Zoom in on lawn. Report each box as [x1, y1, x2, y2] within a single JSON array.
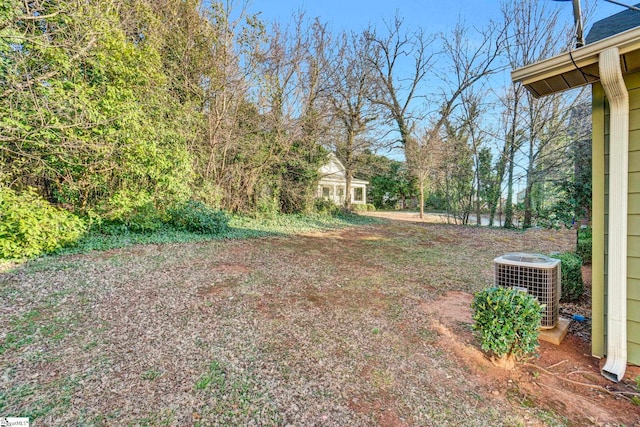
[[1, 219, 636, 426]]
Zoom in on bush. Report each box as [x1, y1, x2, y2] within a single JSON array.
[[124, 203, 166, 233], [167, 200, 230, 234], [550, 252, 584, 302], [471, 287, 542, 369], [577, 226, 592, 264], [352, 203, 367, 212], [366, 203, 376, 212], [0, 187, 86, 259], [314, 199, 339, 215]]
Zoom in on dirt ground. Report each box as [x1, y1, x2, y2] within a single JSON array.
[[425, 287, 640, 427], [369, 211, 640, 426], [2, 216, 639, 426]]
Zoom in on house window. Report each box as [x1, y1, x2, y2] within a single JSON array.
[[338, 187, 345, 198], [353, 187, 364, 202], [322, 186, 331, 199]]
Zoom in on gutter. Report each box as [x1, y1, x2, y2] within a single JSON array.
[[599, 47, 628, 383], [511, 26, 640, 93]]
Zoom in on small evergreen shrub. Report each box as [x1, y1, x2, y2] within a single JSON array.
[[576, 226, 592, 264], [366, 203, 376, 212], [471, 287, 542, 369], [352, 203, 367, 212], [0, 187, 86, 259], [550, 252, 584, 302], [168, 200, 230, 234]]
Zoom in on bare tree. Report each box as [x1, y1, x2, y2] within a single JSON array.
[[500, 0, 574, 228], [326, 31, 379, 209], [404, 19, 507, 218], [459, 91, 487, 225], [364, 14, 436, 153]]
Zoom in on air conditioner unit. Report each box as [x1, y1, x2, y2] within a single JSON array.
[[493, 253, 561, 329]]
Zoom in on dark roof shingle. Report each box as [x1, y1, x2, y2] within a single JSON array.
[[586, 4, 640, 44]]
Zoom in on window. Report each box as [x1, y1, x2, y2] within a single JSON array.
[[322, 186, 331, 198], [353, 187, 364, 202]]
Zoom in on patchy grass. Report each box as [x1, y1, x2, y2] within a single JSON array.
[[48, 213, 383, 257], [0, 220, 588, 425]]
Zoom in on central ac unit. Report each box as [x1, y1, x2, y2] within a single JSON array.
[[493, 253, 561, 329]]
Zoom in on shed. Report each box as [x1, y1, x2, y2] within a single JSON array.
[[512, 6, 640, 382]]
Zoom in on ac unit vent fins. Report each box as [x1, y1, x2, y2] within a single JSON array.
[[493, 253, 561, 329]]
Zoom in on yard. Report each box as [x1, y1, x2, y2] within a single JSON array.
[[1, 219, 639, 426]]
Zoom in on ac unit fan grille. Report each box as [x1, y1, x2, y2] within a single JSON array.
[[494, 257, 560, 329]]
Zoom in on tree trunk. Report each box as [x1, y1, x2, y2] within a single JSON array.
[[504, 88, 519, 229], [504, 142, 515, 229], [523, 179, 533, 228], [522, 123, 536, 228], [475, 168, 481, 226], [419, 179, 424, 219], [343, 135, 354, 211], [491, 354, 516, 370]]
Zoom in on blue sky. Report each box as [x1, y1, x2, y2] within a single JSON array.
[[244, 0, 632, 106], [243, 0, 632, 164], [247, 0, 628, 36]]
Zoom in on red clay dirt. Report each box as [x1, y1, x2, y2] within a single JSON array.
[[422, 283, 640, 426]]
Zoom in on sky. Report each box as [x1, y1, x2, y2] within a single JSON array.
[[242, 0, 635, 168], [243, 0, 633, 115], [246, 0, 629, 38]]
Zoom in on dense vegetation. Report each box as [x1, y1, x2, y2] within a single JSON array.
[[1, 0, 329, 220], [1, 1, 593, 258]]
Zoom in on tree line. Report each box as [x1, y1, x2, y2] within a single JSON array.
[[1, 0, 591, 228]]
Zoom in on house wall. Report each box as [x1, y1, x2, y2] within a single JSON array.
[[592, 71, 640, 365], [317, 181, 367, 205]]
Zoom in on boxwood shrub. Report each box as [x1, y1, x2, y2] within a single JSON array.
[[471, 286, 542, 368], [550, 252, 584, 302]]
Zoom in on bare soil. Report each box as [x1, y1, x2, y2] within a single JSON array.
[[1, 217, 639, 426]]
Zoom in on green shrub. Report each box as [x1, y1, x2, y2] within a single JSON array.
[[90, 203, 166, 235], [352, 203, 367, 212], [550, 252, 584, 302], [124, 203, 166, 233], [366, 203, 376, 212], [0, 187, 86, 259], [471, 287, 542, 369], [168, 200, 230, 234], [576, 226, 592, 264], [314, 199, 339, 215]]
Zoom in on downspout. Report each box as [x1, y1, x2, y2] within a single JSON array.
[[599, 47, 628, 382]]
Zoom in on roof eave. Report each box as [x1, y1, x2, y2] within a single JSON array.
[[511, 26, 640, 97]]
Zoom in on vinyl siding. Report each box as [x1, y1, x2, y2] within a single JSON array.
[[592, 81, 606, 359], [629, 75, 640, 365], [596, 69, 640, 366]]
